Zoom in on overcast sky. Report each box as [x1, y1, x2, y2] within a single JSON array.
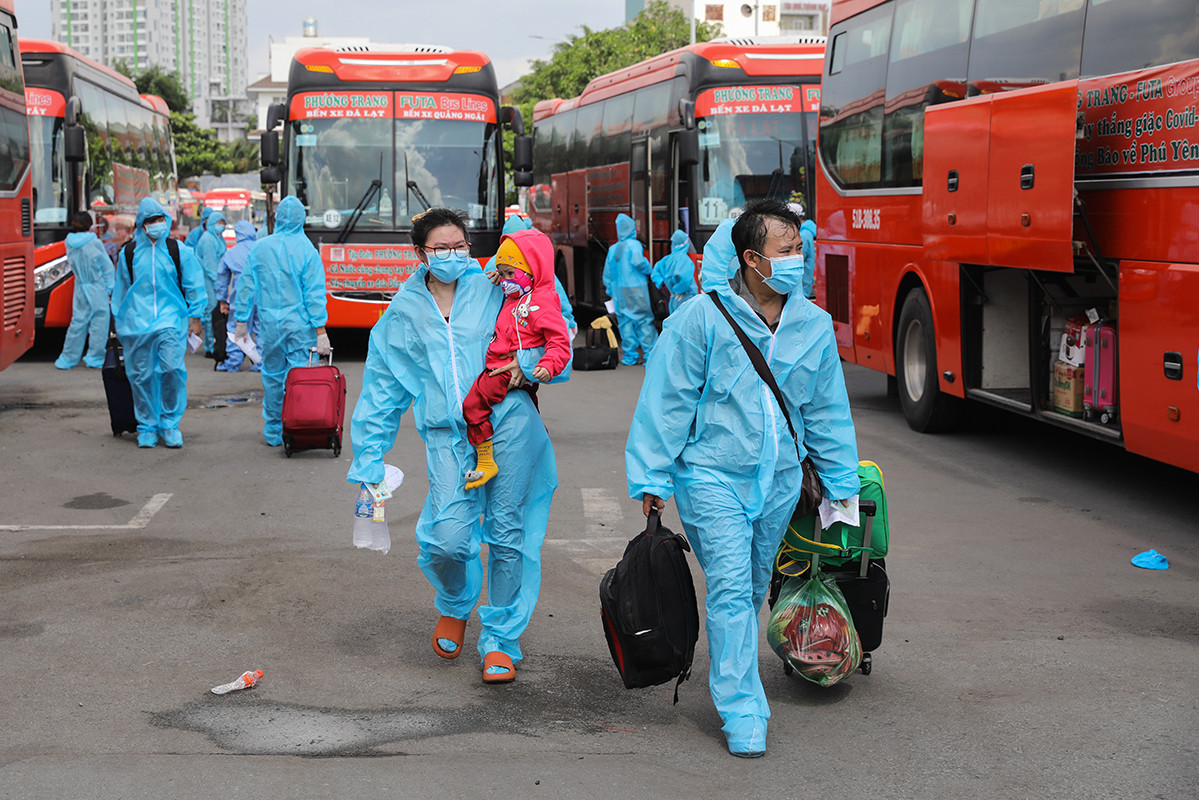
[[20, 1, 627, 88]]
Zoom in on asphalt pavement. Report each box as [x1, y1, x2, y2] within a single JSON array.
[[0, 330, 1195, 799]]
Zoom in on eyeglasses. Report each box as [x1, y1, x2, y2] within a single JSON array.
[[421, 244, 470, 261]]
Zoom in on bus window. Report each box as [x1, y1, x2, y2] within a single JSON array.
[[291, 116, 391, 228], [1081, 0, 1199, 77], [550, 109, 574, 177], [883, 0, 973, 187], [576, 102, 603, 168], [820, 2, 893, 190], [967, 0, 1085, 94], [601, 93, 634, 166], [394, 118, 499, 227]]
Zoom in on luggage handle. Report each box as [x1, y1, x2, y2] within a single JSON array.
[[308, 347, 334, 367], [796, 499, 877, 578]]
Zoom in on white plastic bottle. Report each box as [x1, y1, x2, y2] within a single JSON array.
[[353, 484, 373, 548], [369, 494, 391, 554]]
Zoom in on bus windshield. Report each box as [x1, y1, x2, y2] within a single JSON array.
[[696, 109, 814, 226], [288, 117, 499, 230], [28, 114, 66, 223]]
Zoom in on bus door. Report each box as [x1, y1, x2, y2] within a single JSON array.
[[630, 136, 652, 259]]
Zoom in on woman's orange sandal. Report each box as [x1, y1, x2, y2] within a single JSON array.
[[432, 616, 467, 659], [482, 651, 515, 683]]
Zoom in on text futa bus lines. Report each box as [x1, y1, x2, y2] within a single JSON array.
[[816, 0, 1199, 473], [530, 37, 824, 320], [21, 39, 177, 329], [0, 0, 34, 372], [259, 44, 533, 328]]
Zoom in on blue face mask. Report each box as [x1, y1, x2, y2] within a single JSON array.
[[426, 250, 474, 283], [145, 221, 170, 241], [753, 252, 804, 295]]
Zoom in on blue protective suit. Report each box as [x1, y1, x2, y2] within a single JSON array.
[[233, 196, 327, 445], [488, 215, 576, 334], [110, 198, 206, 440], [602, 213, 657, 364], [55, 231, 115, 369], [800, 219, 816, 299], [184, 206, 212, 249], [625, 218, 859, 754], [347, 263, 558, 664], [194, 211, 227, 352], [215, 220, 259, 372], [650, 229, 697, 315]]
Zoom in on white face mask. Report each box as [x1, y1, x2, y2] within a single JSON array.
[[751, 251, 804, 295]]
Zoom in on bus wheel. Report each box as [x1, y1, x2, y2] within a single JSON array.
[[895, 288, 961, 433]]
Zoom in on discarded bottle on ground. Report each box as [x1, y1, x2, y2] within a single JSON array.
[[211, 669, 263, 695]]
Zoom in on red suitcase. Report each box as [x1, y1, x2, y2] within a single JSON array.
[[1083, 320, 1118, 424], [282, 348, 347, 457]]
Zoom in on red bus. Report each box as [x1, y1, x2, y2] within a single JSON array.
[[191, 187, 267, 244], [530, 37, 825, 318], [259, 44, 532, 328], [816, 0, 1199, 472], [0, 0, 33, 371], [21, 39, 177, 329]]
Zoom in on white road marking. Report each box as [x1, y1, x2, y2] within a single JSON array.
[[546, 488, 627, 575], [0, 493, 173, 532]]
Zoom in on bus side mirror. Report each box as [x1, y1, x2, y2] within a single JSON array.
[[266, 102, 286, 131], [501, 105, 526, 136], [678, 98, 696, 130], [513, 170, 534, 188], [261, 130, 279, 167], [64, 125, 86, 163], [513, 134, 532, 174], [260, 166, 280, 186], [677, 128, 699, 168]]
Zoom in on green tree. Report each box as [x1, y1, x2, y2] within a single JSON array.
[[503, 1, 720, 202], [170, 111, 230, 178]]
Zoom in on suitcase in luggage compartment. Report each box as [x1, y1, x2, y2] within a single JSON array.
[[101, 332, 138, 437], [1083, 320, 1118, 424], [281, 348, 346, 457]]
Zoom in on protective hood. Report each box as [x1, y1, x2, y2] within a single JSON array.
[[65, 231, 99, 248], [134, 197, 172, 244], [206, 211, 227, 232], [669, 228, 690, 253], [502, 215, 532, 234], [802, 219, 816, 236], [499, 228, 554, 291], [699, 218, 738, 291], [274, 196, 306, 235], [616, 213, 637, 241], [233, 220, 258, 243], [200, 206, 213, 223]]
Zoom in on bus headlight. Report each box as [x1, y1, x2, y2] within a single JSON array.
[[33, 255, 72, 291]]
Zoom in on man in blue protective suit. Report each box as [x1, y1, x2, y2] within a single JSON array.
[[650, 228, 699, 315], [184, 206, 212, 250], [54, 212, 115, 369], [602, 213, 657, 365], [233, 196, 329, 446], [194, 210, 227, 355], [625, 200, 860, 758], [110, 198, 206, 448], [347, 206, 558, 684], [488, 214, 577, 339], [800, 217, 817, 299], [215, 220, 259, 372]]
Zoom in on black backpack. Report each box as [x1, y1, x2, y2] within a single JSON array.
[[122, 237, 183, 292], [599, 510, 700, 703]]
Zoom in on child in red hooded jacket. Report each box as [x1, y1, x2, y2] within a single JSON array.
[[463, 228, 572, 489]]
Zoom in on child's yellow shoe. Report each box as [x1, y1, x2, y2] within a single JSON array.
[[465, 440, 499, 490]]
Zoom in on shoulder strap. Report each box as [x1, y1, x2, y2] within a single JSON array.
[[122, 241, 134, 284], [166, 238, 183, 293], [708, 292, 798, 444]]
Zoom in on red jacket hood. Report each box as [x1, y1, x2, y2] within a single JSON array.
[[499, 228, 555, 291]]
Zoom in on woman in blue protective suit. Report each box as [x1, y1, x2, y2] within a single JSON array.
[[232, 196, 329, 446], [650, 228, 699, 315], [194, 210, 227, 355], [54, 211, 115, 370], [110, 198, 206, 448], [624, 201, 860, 758], [602, 213, 658, 365], [215, 220, 259, 372], [347, 207, 558, 685]]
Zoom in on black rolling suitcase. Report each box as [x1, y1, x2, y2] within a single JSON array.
[[101, 332, 138, 436], [211, 305, 228, 363]]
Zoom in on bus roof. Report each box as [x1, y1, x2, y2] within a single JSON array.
[[291, 44, 493, 84], [19, 38, 138, 91], [536, 36, 826, 118], [139, 94, 170, 115], [829, 0, 886, 25]]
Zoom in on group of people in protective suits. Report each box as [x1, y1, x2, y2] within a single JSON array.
[[347, 201, 854, 760], [57, 194, 330, 449]]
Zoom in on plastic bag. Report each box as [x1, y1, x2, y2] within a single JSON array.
[[767, 571, 861, 687]]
